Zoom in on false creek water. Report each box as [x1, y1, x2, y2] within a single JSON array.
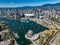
[[0, 17, 49, 45]]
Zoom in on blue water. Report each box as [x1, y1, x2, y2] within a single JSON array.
[[0, 17, 49, 45]]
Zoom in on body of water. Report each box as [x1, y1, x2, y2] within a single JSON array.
[[0, 17, 49, 45]]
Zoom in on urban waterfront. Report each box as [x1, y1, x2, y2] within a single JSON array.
[[0, 17, 49, 45]]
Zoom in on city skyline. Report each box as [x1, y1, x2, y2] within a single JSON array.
[[0, 0, 60, 7]]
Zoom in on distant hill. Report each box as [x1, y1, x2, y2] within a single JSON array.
[[39, 3, 60, 10], [0, 3, 60, 10], [14, 3, 60, 10]]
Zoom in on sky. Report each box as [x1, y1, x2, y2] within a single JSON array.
[[0, 0, 60, 7]]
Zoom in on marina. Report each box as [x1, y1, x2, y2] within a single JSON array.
[[13, 32, 20, 39]]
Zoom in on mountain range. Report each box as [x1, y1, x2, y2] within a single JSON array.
[[0, 3, 60, 10], [15, 3, 60, 11]]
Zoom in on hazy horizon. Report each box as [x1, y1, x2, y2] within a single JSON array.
[[0, 0, 60, 7]]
